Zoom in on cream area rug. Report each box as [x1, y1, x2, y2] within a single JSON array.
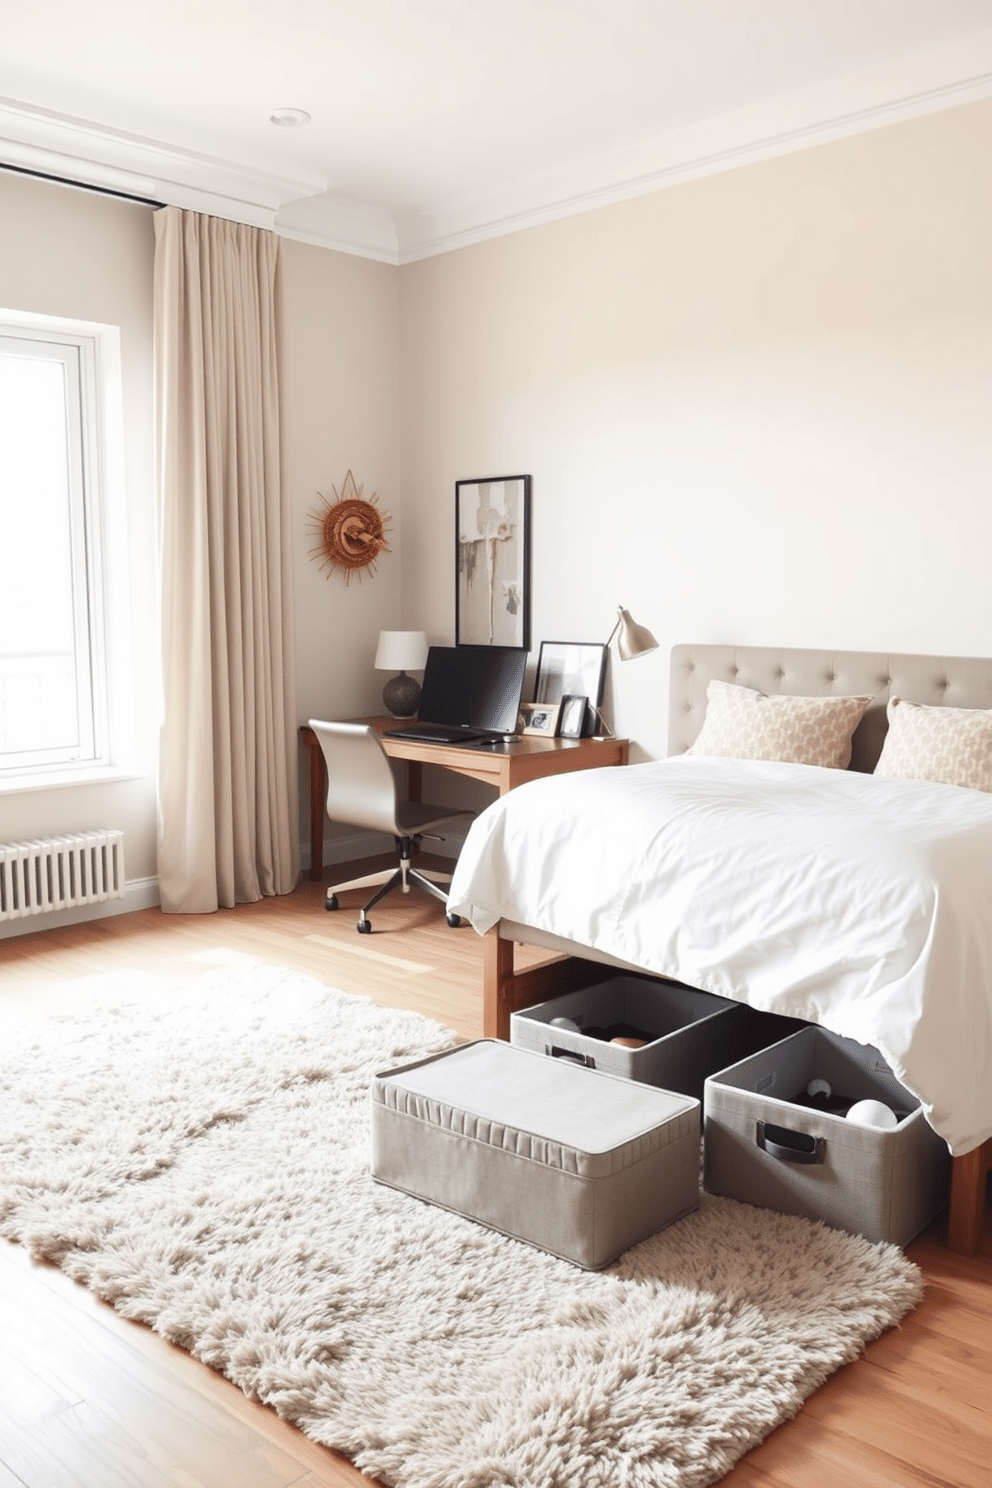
[[1, 964, 923, 1488]]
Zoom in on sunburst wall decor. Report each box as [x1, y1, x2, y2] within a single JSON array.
[[307, 471, 391, 583]]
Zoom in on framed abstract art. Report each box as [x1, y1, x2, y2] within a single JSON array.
[[455, 475, 531, 648]]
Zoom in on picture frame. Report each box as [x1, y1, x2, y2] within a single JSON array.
[[558, 694, 588, 739], [533, 641, 607, 737], [519, 701, 561, 738], [455, 474, 531, 648]]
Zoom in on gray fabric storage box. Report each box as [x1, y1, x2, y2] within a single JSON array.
[[510, 974, 747, 1106], [703, 1026, 952, 1245], [371, 1039, 700, 1270]]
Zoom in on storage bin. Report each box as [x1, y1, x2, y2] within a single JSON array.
[[371, 1039, 700, 1270], [510, 974, 748, 1105], [703, 1025, 951, 1245]]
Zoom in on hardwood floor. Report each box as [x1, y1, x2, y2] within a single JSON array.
[[1, 878, 989, 1488]]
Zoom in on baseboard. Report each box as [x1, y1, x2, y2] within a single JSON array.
[[301, 829, 388, 874], [0, 820, 473, 939], [300, 820, 472, 874], [0, 875, 160, 940]]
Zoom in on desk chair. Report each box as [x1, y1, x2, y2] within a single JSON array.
[[308, 719, 469, 934]]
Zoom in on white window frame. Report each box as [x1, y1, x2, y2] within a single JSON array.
[[0, 308, 131, 786]]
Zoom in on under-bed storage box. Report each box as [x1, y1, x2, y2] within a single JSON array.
[[703, 1027, 952, 1245], [371, 1039, 700, 1270], [509, 974, 748, 1103]]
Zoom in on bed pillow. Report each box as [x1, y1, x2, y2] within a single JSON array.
[[687, 680, 873, 769], [874, 697, 992, 792]]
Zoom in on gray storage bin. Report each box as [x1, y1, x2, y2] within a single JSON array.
[[371, 1040, 700, 1270], [510, 974, 748, 1106], [703, 1026, 951, 1245]]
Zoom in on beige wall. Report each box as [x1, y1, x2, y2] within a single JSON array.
[[0, 171, 161, 906], [280, 237, 402, 857], [0, 179, 404, 915], [399, 99, 992, 762], [3, 95, 990, 919]]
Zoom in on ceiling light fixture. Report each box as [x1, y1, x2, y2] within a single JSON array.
[[269, 108, 311, 128]]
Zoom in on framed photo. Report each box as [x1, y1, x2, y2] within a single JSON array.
[[533, 642, 607, 735], [558, 695, 588, 739], [519, 701, 561, 738], [455, 474, 531, 648]]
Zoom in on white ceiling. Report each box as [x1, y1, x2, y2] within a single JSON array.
[[2, 0, 991, 262]]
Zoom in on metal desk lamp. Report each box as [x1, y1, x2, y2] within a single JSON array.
[[592, 607, 658, 736]]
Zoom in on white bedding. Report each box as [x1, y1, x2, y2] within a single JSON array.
[[447, 758, 992, 1156]]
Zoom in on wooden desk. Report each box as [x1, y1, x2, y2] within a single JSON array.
[[300, 717, 629, 881]]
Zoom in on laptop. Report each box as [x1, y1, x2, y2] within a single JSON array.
[[384, 645, 527, 745]]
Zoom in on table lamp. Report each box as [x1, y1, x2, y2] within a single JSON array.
[[375, 630, 428, 717]]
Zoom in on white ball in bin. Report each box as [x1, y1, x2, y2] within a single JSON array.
[[549, 1016, 580, 1033], [846, 1099, 898, 1129]]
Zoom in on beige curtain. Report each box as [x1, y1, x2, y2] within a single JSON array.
[[154, 207, 299, 913]]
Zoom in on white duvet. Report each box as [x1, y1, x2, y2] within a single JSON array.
[[447, 758, 992, 1155]]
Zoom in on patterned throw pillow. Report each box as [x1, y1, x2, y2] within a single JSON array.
[[874, 697, 992, 793], [687, 680, 873, 769]]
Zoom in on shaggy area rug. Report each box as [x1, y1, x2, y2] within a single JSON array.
[[1, 964, 922, 1488]]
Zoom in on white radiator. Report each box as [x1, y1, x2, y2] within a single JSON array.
[[0, 830, 125, 922]]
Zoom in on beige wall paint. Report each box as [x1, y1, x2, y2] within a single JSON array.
[[280, 237, 402, 859], [2, 95, 990, 913], [0, 171, 160, 902], [282, 237, 401, 726], [399, 99, 992, 762], [0, 182, 404, 911]]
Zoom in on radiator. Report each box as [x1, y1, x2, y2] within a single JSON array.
[[0, 830, 125, 922]]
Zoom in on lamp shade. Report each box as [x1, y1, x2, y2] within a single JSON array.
[[374, 630, 428, 672], [609, 607, 658, 661]]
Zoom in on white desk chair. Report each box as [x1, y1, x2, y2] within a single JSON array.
[[308, 719, 469, 934]]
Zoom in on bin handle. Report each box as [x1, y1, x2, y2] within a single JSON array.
[[756, 1120, 826, 1165], [546, 1044, 595, 1068]]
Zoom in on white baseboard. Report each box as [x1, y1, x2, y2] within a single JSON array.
[[0, 875, 160, 940], [0, 822, 473, 940]]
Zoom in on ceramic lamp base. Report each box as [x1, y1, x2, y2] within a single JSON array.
[[382, 670, 421, 718]]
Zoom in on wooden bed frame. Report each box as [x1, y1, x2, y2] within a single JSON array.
[[481, 643, 992, 1256]]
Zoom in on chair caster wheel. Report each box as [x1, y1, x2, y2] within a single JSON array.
[[446, 912, 462, 928], [326, 894, 339, 911], [357, 919, 372, 934]]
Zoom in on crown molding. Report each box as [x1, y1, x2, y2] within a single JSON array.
[[0, 95, 325, 228], [393, 30, 992, 263], [275, 193, 400, 264], [2, 28, 991, 262]]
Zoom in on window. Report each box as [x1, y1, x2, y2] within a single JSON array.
[[0, 311, 124, 780]]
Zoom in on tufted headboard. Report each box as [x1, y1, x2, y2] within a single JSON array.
[[668, 644, 992, 773]]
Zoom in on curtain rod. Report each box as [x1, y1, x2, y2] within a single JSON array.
[[0, 159, 164, 209]]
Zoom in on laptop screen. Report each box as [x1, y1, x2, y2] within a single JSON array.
[[418, 646, 527, 733]]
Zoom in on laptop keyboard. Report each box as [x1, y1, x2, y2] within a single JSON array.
[[383, 724, 485, 744]]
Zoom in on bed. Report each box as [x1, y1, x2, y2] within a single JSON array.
[[446, 644, 992, 1255]]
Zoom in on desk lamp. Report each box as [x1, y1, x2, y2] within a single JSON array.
[[607, 606, 658, 661], [593, 606, 658, 735], [375, 630, 428, 717]]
